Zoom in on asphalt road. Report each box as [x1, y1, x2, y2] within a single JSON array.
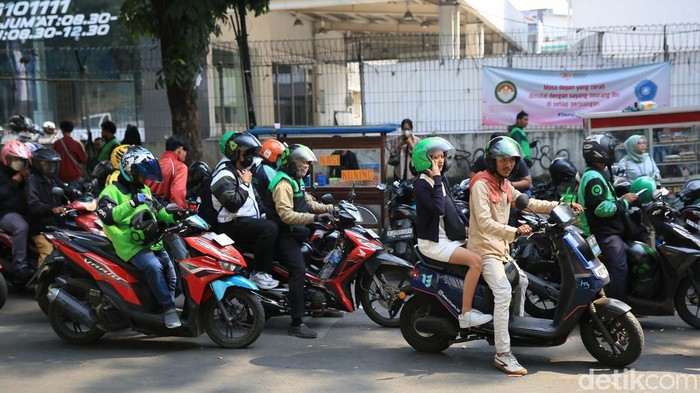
[[1, 292, 699, 393]]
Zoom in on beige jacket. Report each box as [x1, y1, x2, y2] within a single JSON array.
[[271, 179, 334, 226], [467, 180, 558, 261]]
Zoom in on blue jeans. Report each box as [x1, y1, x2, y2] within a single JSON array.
[[129, 248, 177, 309]]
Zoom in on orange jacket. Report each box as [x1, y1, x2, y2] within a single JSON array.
[[147, 151, 188, 208]]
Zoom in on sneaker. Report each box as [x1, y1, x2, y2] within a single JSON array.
[[288, 323, 318, 339], [164, 307, 182, 329], [250, 272, 279, 290], [458, 309, 493, 329], [494, 352, 528, 376]]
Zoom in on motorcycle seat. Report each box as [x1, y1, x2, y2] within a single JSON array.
[[414, 247, 468, 277], [65, 231, 141, 273]]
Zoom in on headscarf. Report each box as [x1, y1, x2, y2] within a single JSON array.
[[624, 135, 648, 163], [470, 170, 512, 204]]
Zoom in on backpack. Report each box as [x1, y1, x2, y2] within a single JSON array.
[[196, 161, 227, 228]]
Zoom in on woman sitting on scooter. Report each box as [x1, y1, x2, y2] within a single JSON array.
[[412, 137, 493, 329]]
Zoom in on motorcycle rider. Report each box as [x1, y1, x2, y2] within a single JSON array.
[[96, 146, 181, 328], [253, 138, 287, 200], [578, 134, 638, 301], [26, 148, 78, 268], [147, 135, 190, 209], [412, 137, 493, 328], [211, 131, 279, 290], [468, 136, 582, 375], [106, 144, 131, 186], [0, 140, 34, 280], [264, 144, 334, 339]]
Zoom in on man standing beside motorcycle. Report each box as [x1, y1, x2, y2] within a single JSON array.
[[96, 146, 181, 328], [578, 134, 638, 301], [264, 144, 334, 339], [468, 136, 582, 376], [210, 131, 280, 290], [0, 141, 34, 281]]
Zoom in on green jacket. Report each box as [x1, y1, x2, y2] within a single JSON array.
[[577, 167, 628, 237], [97, 177, 174, 262], [97, 136, 120, 162], [509, 126, 531, 161]]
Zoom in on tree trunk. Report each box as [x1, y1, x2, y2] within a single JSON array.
[[235, 2, 256, 130], [167, 83, 201, 162]]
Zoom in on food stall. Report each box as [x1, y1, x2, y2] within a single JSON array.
[[248, 124, 400, 230], [578, 106, 700, 190]]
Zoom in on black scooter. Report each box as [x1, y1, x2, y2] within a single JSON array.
[[400, 196, 644, 367]]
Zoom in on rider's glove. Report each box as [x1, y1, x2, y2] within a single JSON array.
[[314, 212, 334, 223], [129, 193, 151, 208]]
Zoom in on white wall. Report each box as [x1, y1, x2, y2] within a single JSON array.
[[571, 0, 700, 27]]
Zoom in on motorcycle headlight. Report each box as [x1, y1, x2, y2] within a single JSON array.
[[218, 261, 238, 272]]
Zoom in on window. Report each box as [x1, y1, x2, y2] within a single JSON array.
[[273, 63, 313, 125]]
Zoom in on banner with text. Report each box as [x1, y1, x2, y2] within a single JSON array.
[[482, 63, 671, 126]]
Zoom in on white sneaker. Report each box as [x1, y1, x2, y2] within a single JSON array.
[[458, 309, 493, 328], [494, 352, 528, 376], [250, 272, 279, 290]]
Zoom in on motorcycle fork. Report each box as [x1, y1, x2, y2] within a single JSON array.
[[588, 302, 625, 354]]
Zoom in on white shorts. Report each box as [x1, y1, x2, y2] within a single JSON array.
[[417, 236, 465, 262]]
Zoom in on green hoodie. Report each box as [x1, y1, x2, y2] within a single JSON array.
[[97, 179, 174, 262]]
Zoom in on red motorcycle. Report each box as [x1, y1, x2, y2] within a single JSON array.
[[247, 192, 413, 328], [40, 206, 265, 348]]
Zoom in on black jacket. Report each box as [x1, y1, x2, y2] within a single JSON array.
[[0, 165, 28, 218], [26, 174, 69, 234], [414, 175, 467, 243]]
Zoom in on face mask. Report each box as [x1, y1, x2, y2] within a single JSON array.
[[10, 159, 26, 171]]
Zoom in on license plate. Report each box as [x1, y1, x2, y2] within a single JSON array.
[[587, 235, 601, 257], [386, 228, 414, 240]]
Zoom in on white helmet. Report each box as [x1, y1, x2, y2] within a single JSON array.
[[42, 121, 56, 134]]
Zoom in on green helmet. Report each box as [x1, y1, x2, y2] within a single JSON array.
[[412, 137, 455, 172], [219, 131, 237, 154], [629, 176, 657, 204]]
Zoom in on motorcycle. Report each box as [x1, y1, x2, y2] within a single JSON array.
[[0, 264, 7, 310], [383, 180, 417, 264], [248, 188, 413, 328], [40, 204, 265, 348], [675, 178, 700, 233], [400, 196, 644, 367]]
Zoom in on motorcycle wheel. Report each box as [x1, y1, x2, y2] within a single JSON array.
[[580, 312, 644, 367], [202, 287, 265, 348], [48, 290, 104, 345], [399, 295, 451, 353], [524, 262, 559, 319], [0, 272, 7, 309], [674, 277, 700, 329], [359, 266, 411, 328]]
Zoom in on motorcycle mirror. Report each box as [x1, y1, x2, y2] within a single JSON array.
[[515, 194, 530, 211], [165, 203, 180, 215], [51, 186, 65, 198], [320, 194, 334, 204]]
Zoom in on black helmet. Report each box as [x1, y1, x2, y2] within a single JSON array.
[[582, 134, 619, 166], [32, 147, 61, 178], [187, 161, 212, 191], [7, 115, 29, 132], [549, 157, 578, 185], [223, 132, 261, 167], [91, 160, 113, 186], [130, 209, 159, 245], [484, 136, 523, 175]]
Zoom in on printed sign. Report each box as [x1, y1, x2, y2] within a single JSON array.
[[482, 63, 671, 126], [341, 169, 374, 181], [319, 155, 340, 166], [0, 1, 118, 41]]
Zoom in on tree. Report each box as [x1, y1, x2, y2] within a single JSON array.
[[120, 0, 269, 161]]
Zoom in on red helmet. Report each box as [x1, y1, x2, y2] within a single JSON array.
[[258, 139, 287, 167], [2, 140, 32, 169]]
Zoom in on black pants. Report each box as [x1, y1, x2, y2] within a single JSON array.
[[597, 234, 628, 301], [276, 232, 306, 320], [216, 217, 279, 272]]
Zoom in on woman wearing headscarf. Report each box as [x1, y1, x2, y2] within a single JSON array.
[[617, 135, 660, 182]]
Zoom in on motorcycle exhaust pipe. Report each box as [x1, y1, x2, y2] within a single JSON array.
[[47, 287, 97, 328], [414, 316, 458, 337]]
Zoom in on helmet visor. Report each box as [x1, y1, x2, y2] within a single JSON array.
[[424, 139, 455, 159], [489, 137, 523, 159], [132, 158, 163, 183]]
